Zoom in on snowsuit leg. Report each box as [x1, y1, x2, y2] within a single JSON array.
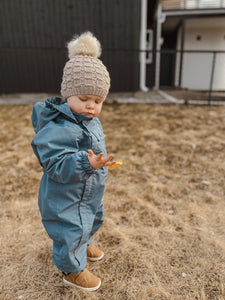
[[87, 201, 105, 246], [91, 201, 105, 236], [49, 221, 87, 274], [51, 202, 104, 274]]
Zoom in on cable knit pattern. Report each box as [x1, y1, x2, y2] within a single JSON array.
[[61, 53, 110, 99]]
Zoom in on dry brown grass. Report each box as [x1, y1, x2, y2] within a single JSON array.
[[1, 103, 225, 300]]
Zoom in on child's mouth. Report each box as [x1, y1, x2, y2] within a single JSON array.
[[84, 112, 94, 116]]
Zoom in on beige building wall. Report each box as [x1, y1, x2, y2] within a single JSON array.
[[175, 17, 225, 90]]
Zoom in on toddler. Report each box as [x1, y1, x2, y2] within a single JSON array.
[[31, 32, 115, 291]]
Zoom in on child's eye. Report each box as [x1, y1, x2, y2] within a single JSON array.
[[79, 98, 87, 102], [96, 99, 103, 104]]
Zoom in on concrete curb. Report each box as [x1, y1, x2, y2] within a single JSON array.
[[0, 91, 224, 106]]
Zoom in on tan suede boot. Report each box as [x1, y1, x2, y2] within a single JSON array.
[[87, 244, 104, 262], [63, 268, 101, 291]]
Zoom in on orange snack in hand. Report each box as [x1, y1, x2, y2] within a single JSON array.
[[108, 160, 123, 170]]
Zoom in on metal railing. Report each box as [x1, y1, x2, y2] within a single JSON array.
[[105, 48, 225, 105], [161, 0, 225, 10], [158, 49, 225, 105]]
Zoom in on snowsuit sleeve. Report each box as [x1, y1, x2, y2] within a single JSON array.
[[31, 124, 96, 184]]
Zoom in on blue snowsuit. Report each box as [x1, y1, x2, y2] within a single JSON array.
[[31, 97, 108, 273]]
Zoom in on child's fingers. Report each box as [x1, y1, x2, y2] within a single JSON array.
[[103, 154, 114, 163], [105, 161, 116, 167], [108, 154, 114, 161], [88, 149, 94, 157], [96, 152, 103, 161]]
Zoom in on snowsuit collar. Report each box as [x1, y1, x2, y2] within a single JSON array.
[[45, 97, 77, 122], [32, 97, 93, 133], [72, 111, 93, 123]]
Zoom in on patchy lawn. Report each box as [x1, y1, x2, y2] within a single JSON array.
[[1, 103, 225, 300]]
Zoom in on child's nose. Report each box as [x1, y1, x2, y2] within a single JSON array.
[[86, 101, 94, 109]]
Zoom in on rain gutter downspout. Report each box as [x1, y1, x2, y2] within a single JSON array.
[[154, 3, 165, 90], [139, 0, 148, 92]]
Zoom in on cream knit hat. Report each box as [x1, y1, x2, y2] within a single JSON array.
[[61, 32, 110, 100]]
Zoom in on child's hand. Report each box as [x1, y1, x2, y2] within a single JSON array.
[[88, 149, 116, 169]]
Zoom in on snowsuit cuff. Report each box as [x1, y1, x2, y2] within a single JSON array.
[[82, 152, 96, 176]]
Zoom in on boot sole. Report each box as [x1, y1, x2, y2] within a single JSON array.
[[63, 277, 101, 292], [87, 253, 104, 262]]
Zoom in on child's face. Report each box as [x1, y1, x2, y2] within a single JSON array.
[[67, 94, 104, 117]]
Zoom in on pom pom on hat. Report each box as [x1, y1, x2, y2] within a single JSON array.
[[68, 31, 102, 59]]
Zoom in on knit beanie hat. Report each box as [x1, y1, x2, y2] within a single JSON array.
[[61, 32, 110, 100]]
